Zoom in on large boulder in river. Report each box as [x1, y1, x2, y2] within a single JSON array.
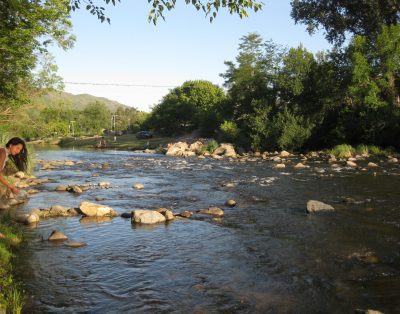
[[306, 200, 334, 213], [132, 210, 166, 224], [213, 143, 236, 158], [189, 141, 204, 155], [165, 142, 189, 157], [156, 208, 174, 221], [49, 205, 68, 217], [79, 201, 116, 217]]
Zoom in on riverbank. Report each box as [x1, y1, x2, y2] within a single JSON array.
[[0, 215, 23, 313], [30, 134, 398, 160], [32, 134, 175, 151]]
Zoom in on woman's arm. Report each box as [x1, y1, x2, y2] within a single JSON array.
[[0, 149, 19, 195]]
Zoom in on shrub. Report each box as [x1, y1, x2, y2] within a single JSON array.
[[330, 144, 355, 158], [219, 120, 239, 142], [355, 144, 369, 155], [266, 108, 313, 151], [204, 139, 219, 153], [368, 145, 383, 155]]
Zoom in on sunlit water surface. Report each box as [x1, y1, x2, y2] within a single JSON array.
[[10, 148, 400, 313]]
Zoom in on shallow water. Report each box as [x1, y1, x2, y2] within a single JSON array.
[[11, 148, 400, 313]]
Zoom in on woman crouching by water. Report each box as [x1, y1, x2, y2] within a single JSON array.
[[0, 137, 28, 195]]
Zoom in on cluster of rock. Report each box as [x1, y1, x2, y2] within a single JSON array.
[[0, 171, 48, 209], [163, 141, 400, 171], [19, 196, 236, 226], [55, 181, 113, 194], [165, 141, 237, 159], [121, 205, 227, 224], [36, 159, 81, 170], [19, 201, 119, 225]]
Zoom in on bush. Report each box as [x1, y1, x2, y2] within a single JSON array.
[[267, 108, 313, 151], [355, 144, 369, 155], [368, 145, 383, 155], [219, 120, 239, 142], [203, 139, 219, 154], [330, 144, 355, 158]]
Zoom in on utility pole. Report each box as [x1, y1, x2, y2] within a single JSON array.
[[70, 121, 75, 138], [111, 114, 118, 141], [111, 114, 118, 132]]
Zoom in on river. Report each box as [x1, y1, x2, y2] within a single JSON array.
[[11, 148, 400, 313]]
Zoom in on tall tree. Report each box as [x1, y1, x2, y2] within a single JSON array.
[[291, 0, 400, 45], [145, 80, 226, 136], [80, 101, 110, 134], [0, 0, 74, 115]]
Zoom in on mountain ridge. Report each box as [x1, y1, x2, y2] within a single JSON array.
[[37, 91, 136, 112]]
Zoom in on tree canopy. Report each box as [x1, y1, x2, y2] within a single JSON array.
[[70, 0, 263, 24], [144, 80, 226, 136], [291, 0, 400, 45], [0, 0, 74, 115]]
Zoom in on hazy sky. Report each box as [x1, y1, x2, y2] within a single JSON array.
[[50, 0, 332, 112]]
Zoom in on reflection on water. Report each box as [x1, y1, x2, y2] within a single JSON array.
[[11, 148, 400, 313]]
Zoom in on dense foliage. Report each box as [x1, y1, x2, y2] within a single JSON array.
[[143, 80, 227, 136], [3, 99, 146, 140], [0, 0, 74, 113], [291, 0, 400, 45], [1, 0, 399, 153], [146, 26, 399, 151]]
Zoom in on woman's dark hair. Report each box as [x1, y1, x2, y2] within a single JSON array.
[[6, 137, 28, 172]]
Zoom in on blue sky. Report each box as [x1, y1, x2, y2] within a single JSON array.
[[51, 0, 332, 112]]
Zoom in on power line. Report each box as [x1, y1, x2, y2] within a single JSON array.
[[63, 81, 177, 88]]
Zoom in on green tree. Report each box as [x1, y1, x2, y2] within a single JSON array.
[[145, 80, 226, 136], [222, 33, 284, 122], [278, 45, 316, 103], [80, 101, 110, 134], [347, 35, 385, 109], [291, 0, 400, 45], [114, 106, 148, 133], [221, 33, 285, 149], [0, 0, 74, 108]]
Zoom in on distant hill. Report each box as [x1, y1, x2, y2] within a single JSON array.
[[36, 91, 133, 112]]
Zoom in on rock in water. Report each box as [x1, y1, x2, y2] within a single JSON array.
[[131, 210, 166, 224], [79, 201, 115, 217], [132, 183, 144, 190], [48, 230, 68, 241], [225, 199, 236, 207], [306, 200, 334, 213], [64, 242, 86, 248], [198, 207, 224, 217]]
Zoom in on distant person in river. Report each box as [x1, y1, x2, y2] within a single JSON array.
[[0, 137, 28, 195]]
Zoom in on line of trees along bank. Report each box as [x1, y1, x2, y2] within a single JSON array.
[[1, 100, 147, 140], [144, 27, 400, 152]]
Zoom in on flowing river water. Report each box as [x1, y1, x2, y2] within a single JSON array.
[[9, 148, 400, 313]]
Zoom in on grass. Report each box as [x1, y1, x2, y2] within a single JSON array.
[[0, 215, 24, 313], [199, 139, 219, 154], [57, 134, 175, 151], [329, 144, 355, 158], [355, 144, 369, 156], [330, 144, 393, 158]]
